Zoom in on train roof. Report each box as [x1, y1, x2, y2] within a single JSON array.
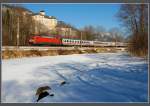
[[62, 38, 81, 41], [31, 34, 62, 37]]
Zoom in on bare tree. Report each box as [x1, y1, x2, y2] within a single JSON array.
[[109, 27, 125, 42], [94, 26, 106, 41], [82, 25, 96, 40], [117, 4, 148, 56]]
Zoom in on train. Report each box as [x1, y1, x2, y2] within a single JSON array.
[[28, 34, 126, 47]]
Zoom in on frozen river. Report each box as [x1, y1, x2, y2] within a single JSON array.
[[2, 53, 148, 103]]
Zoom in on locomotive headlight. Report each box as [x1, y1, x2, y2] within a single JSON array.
[[29, 39, 35, 43]]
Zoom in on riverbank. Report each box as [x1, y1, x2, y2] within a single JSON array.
[[2, 47, 126, 59]]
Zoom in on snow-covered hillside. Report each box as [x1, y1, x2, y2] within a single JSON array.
[[2, 53, 148, 103]]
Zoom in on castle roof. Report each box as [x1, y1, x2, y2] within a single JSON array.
[[32, 13, 56, 19]]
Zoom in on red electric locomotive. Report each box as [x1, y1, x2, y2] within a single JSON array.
[[29, 34, 62, 46]]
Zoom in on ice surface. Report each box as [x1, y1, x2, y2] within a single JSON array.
[[2, 53, 148, 103]]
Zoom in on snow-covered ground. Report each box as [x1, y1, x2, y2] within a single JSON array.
[[2, 53, 148, 103]]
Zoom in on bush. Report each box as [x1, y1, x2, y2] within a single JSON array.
[[128, 32, 148, 57]]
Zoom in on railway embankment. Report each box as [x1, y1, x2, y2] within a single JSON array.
[[2, 47, 126, 59]]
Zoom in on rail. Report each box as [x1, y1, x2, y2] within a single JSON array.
[[2, 46, 93, 51], [2, 46, 127, 51]]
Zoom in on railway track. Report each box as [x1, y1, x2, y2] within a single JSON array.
[[2, 46, 93, 51], [2, 46, 127, 51]]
